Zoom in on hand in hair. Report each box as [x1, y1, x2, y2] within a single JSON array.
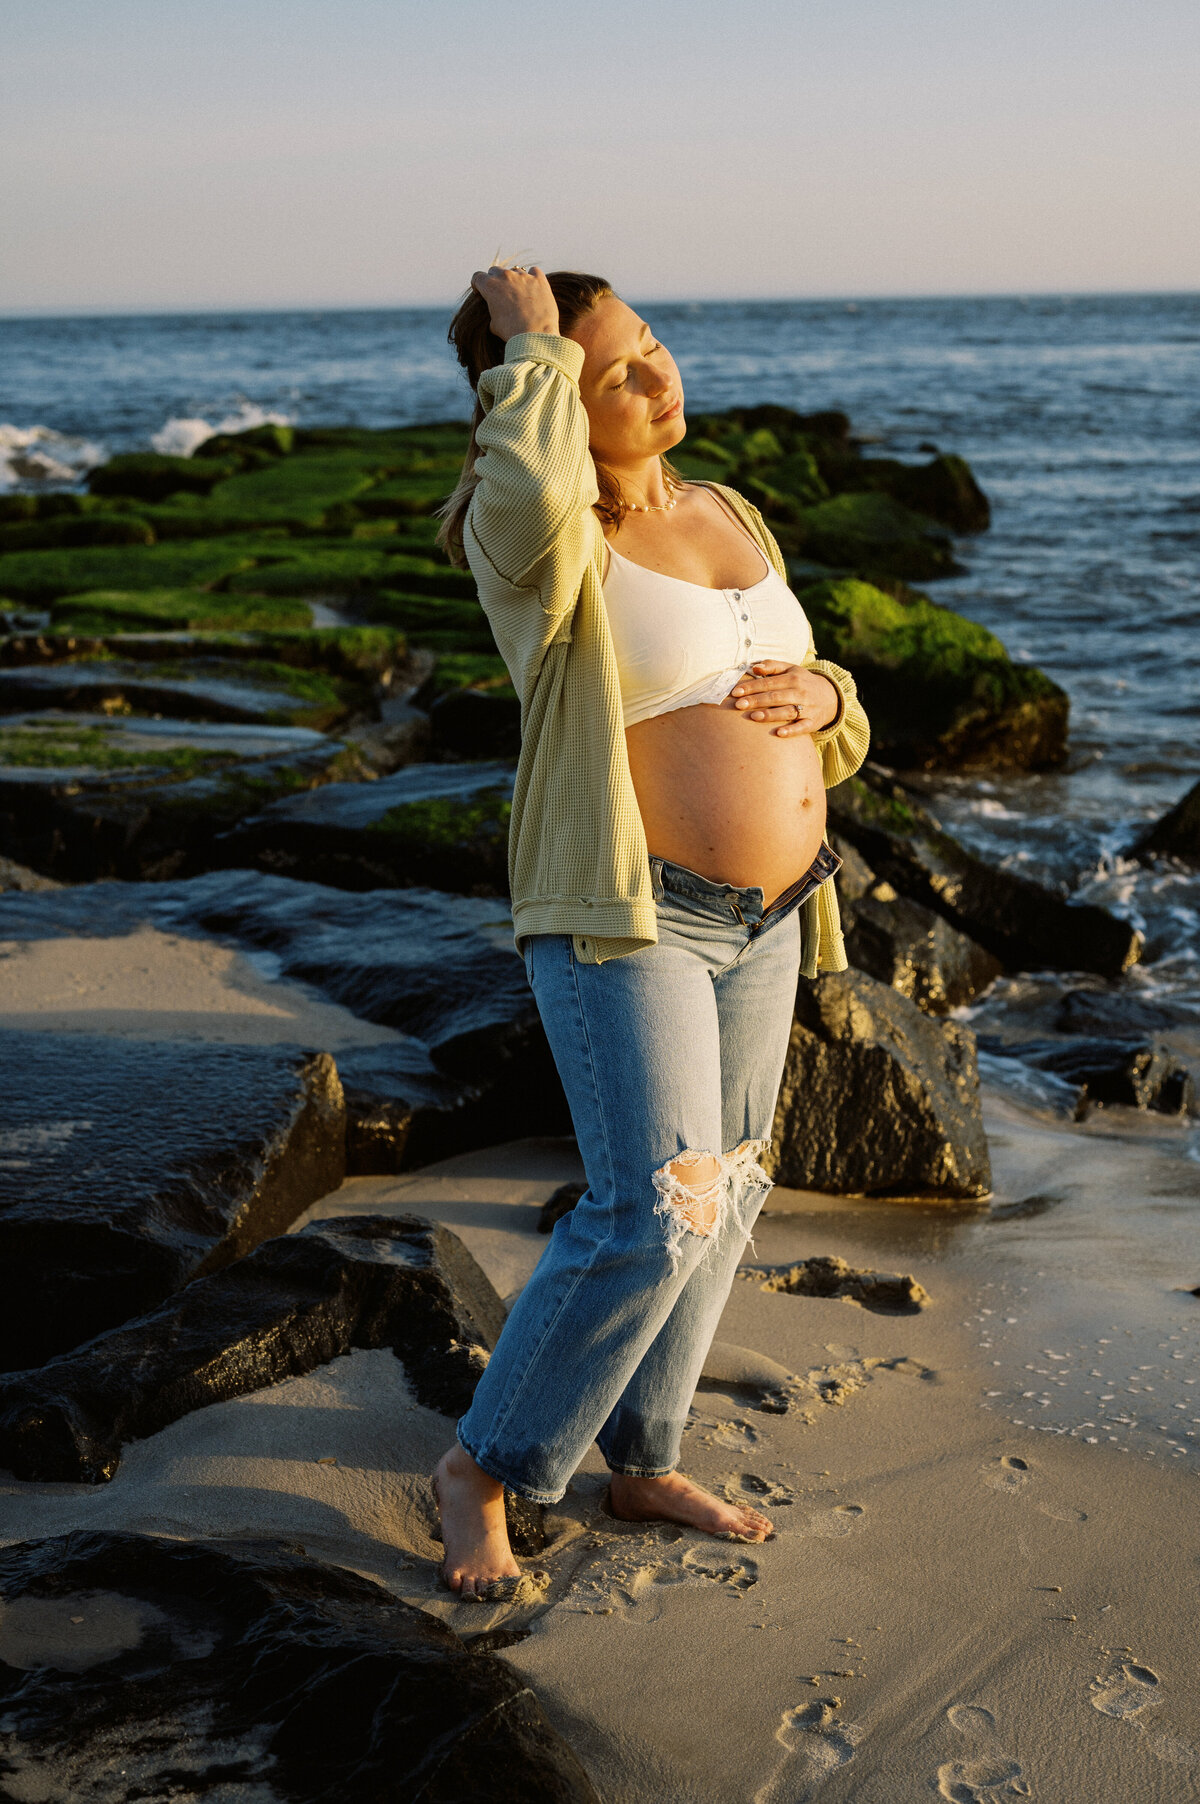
[[470, 265, 560, 343]]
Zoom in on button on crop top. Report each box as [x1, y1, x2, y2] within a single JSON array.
[[601, 528, 814, 730]]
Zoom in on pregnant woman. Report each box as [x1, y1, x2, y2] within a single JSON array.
[[432, 265, 870, 1596]]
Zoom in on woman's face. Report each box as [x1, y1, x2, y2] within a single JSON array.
[[567, 295, 686, 470]]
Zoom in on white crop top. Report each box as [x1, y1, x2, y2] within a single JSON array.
[[601, 528, 814, 730]]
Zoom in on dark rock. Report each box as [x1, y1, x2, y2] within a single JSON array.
[[828, 764, 1142, 978], [746, 1254, 930, 1314], [538, 1180, 587, 1234], [431, 686, 522, 760], [337, 1040, 570, 1176], [0, 870, 570, 1151], [0, 1214, 504, 1484], [843, 880, 1002, 1013], [0, 737, 359, 883], [798, 577, 1068, 770], [0, 1532, 598, 1803], [0, 1033, 345, 1370], [221, 760, 515, 895], [767, 969, 991, 1197], [1056, 989, 1182, 1036], [976, 1034, 1195, 1116], [1134, 777, 1200, 864], [340, 702, 432, 775], [842, 452, 991, 532]]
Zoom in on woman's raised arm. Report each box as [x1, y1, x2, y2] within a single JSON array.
[[464, 266, 600, 611]]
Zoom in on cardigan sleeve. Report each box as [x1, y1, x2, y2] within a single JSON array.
[[464, 333, 599, 621]]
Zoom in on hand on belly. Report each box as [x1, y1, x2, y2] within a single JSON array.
[[625, 699, 828, 901]]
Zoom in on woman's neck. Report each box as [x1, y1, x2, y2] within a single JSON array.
[[607, 455, 670, 511]]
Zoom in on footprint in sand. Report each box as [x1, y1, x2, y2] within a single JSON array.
[[1090, 1659, 1161, 1720], [797, 1503, 866, 1539], [753, 1698, 863, 1804], [1089, 1660, 1199, 1768], [681, 1548, 760, 1591], [938, 1701, 1032, 1801], [983, 1454, 1032, 1495]]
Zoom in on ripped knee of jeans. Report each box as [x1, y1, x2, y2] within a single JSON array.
[[651, 1140, 773, 1268]]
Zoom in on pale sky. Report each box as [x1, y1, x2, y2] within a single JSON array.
[[2, 0, 1198, 314]]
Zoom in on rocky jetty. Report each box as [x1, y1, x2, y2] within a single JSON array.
[[0, 1532, 597, 1802]]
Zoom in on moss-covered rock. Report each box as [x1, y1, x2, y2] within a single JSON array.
[[0, 739, 365, 883], [220, 761, 515, 894], [88, 452, 243, 502], [799, 576, 1068, 769], [0, 720, 245, 775], [0, 541, 262, 604], [777, 492, 961, 581], [0, 655, 365, 732], [50, 588, 313, 632], [0, 514, 156, 553]]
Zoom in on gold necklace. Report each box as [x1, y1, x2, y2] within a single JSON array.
[[625, 469, 681, 513]]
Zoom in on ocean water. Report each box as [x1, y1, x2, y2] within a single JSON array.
[[2, 293, 1198, 1011]]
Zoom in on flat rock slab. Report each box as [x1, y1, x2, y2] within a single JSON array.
[[0, 659, 340, 727], [0, 1215, 505, 1484], [0, 1031, 345, 1369], [0, 707, 329, 764], [223, 758, 515, 895], [769, 968, 992, 1196], [0, 1532, 597, 1803]]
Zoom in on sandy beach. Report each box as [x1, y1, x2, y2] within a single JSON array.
[[3, 921, 1198, 1801]]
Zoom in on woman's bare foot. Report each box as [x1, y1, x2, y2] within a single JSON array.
[[432, 1444, 522, 1598], [608, 1470, 774, 1541]]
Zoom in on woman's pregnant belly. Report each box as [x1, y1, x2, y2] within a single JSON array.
[[625, 698, 827, 903]]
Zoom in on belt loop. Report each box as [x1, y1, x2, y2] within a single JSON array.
[[650, 857, 665, 904]]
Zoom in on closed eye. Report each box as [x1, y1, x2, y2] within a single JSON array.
[[613, 342, 664, 388]]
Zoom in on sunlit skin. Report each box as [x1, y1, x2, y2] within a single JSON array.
[[431, 264, 835, 1597]]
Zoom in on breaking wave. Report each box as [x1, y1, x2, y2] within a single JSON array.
[[151, 401, 295, 459], [0, 424, 105, 492]]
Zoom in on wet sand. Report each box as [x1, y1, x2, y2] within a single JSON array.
[[5, 1089, 1199, 1800]]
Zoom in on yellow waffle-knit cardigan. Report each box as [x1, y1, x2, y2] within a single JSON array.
[[462, 331, 871, 973]]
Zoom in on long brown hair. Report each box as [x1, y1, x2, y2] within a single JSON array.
[[436, 270, 679, 566]]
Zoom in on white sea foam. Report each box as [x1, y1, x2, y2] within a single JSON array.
[[151, 401, 294, 459], [0, 424, 104, 492]]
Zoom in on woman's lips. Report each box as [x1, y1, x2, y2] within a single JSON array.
[[653, 398, 683, 422]]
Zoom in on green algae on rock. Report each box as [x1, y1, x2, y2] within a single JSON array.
[[798, 576, 1068, 770], [50, 587, 314, 632]]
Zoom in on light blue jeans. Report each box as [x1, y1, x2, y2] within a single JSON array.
[[456, 846, 838, 1503]]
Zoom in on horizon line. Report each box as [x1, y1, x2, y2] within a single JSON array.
[[2, 284, 1199, 324]]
